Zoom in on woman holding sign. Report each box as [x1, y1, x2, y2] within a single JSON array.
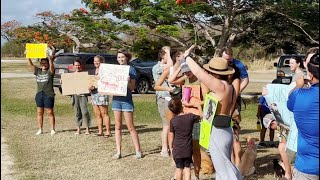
[[183, 56, 242, 179], [112, 49, 142, 159], [90, 55, 112, 137], [27, 45, 56, 135]]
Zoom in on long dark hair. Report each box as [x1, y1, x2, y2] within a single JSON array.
[[308, 50, 319, 80]]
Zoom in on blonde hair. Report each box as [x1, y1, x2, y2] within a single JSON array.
[[94, 55, 105, 63]]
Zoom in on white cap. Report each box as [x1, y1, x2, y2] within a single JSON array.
[[263, 113, 275, 128]]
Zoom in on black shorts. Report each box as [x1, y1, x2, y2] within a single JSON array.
[[35, 91, 55, 108], [174, 157, 193, 169]]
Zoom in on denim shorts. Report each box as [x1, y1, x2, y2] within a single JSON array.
[[112, 100, 134, 112], [35, 91, 55, 108]]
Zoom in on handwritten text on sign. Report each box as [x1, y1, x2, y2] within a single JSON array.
[[98, 64, 130, 96]]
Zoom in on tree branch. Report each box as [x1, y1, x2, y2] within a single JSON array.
[[149, 33, 186, 46], [266, 7, 319, 44]]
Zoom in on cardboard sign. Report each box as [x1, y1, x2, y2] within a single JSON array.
[[88, 75, 98, 88], [61, 72, 89, 96], [199, 93, 219, 149], [264, 83, 298, 151], [182, 85, 201, 116], [25, 43, 47, 58], [98, 64, 130, 96]]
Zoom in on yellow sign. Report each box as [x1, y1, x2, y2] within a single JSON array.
[[199, 93, 218, 150], [25, 43, 47, 58]]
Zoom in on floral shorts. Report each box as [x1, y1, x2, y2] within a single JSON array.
[[91, 93, 109, 106]]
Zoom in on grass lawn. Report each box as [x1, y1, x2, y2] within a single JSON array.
[[1, 78, 280, 180], [1, 62, 32, 73]]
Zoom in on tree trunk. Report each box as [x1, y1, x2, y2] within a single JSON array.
[[66, 34, 80, 53], [214, 17, 232, 57]]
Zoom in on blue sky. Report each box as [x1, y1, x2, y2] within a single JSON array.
[[1, 0, 87, 45]]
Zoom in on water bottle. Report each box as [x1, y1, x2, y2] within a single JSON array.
[[257, 120, 261, 130]]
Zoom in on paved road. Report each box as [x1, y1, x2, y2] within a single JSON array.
[[1, 73, 34, 79], [1, 138, 14, 180], [1, 59, 36, 63]]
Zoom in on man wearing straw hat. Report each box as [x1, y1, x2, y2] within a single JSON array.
[[182, 55, 243, 179]]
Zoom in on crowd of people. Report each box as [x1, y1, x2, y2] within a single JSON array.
[[27, 45, 319, 180]]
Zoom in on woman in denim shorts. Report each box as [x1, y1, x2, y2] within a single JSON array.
[[112, 49, 142, 159], [90, 55, 111, 137], [27, 46, 56, 136]]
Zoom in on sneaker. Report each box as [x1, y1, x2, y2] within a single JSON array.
[[50, 130, 56, 135], [160, 151, 169, 157], [257, 142, 268, 148], [35, 129, 43, 135], [134, 152, 143, 159], [113, 153, 121, 159]]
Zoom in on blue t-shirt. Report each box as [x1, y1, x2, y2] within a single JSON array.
[[259, 96, 271, 113], [232, 59, 248, 80], [112, 65, 137, 102], [287, 83, 319, 175]]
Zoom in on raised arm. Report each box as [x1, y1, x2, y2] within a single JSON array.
[[168, 66, 181, 83], [167, 66, 188, 85], [47, 45, 55, 74], [163, 46, 173, 70], [154, 68, 173, 92], [183, 44, 197, 57], [185, 56, 226, 97], [27, 58, 36, 73]]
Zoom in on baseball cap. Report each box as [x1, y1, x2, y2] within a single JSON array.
[[180, 63, 191, 74], [263, 113, 275, 128]]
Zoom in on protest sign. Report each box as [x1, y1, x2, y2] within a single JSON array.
[[98, 64, 130, 96], [182, 85, 201, 116], [61, 72, 89, 96], [88, 75, 98, 88], [25, 43, 47, 58], [264, 83, 298, 151], [199, 94, 218, 149]]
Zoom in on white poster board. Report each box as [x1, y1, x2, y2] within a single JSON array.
[[264, 83, 298, 151], [98, 64, 130, 96], [61, 72, 89, 96]]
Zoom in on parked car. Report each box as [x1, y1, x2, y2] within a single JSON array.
[[272, 54, 306, 84], [53, 53, 157, 94], [129, 58, 157, 94], [53, 53, 118, 94]]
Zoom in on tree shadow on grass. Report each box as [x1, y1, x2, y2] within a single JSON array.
[[116, 147, 163, 159], [57, 124, 162, 135], [240, 129, 260, 134]]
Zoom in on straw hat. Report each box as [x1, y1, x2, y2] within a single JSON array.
[[203, 57, 235, 75]]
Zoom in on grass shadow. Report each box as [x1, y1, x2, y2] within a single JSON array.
[[240, 129, 259, 134], [245, 154, 281, 180]]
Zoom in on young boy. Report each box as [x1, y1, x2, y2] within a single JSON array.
[[256, 96, 275, 147], [168, 98, 202, 180]]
